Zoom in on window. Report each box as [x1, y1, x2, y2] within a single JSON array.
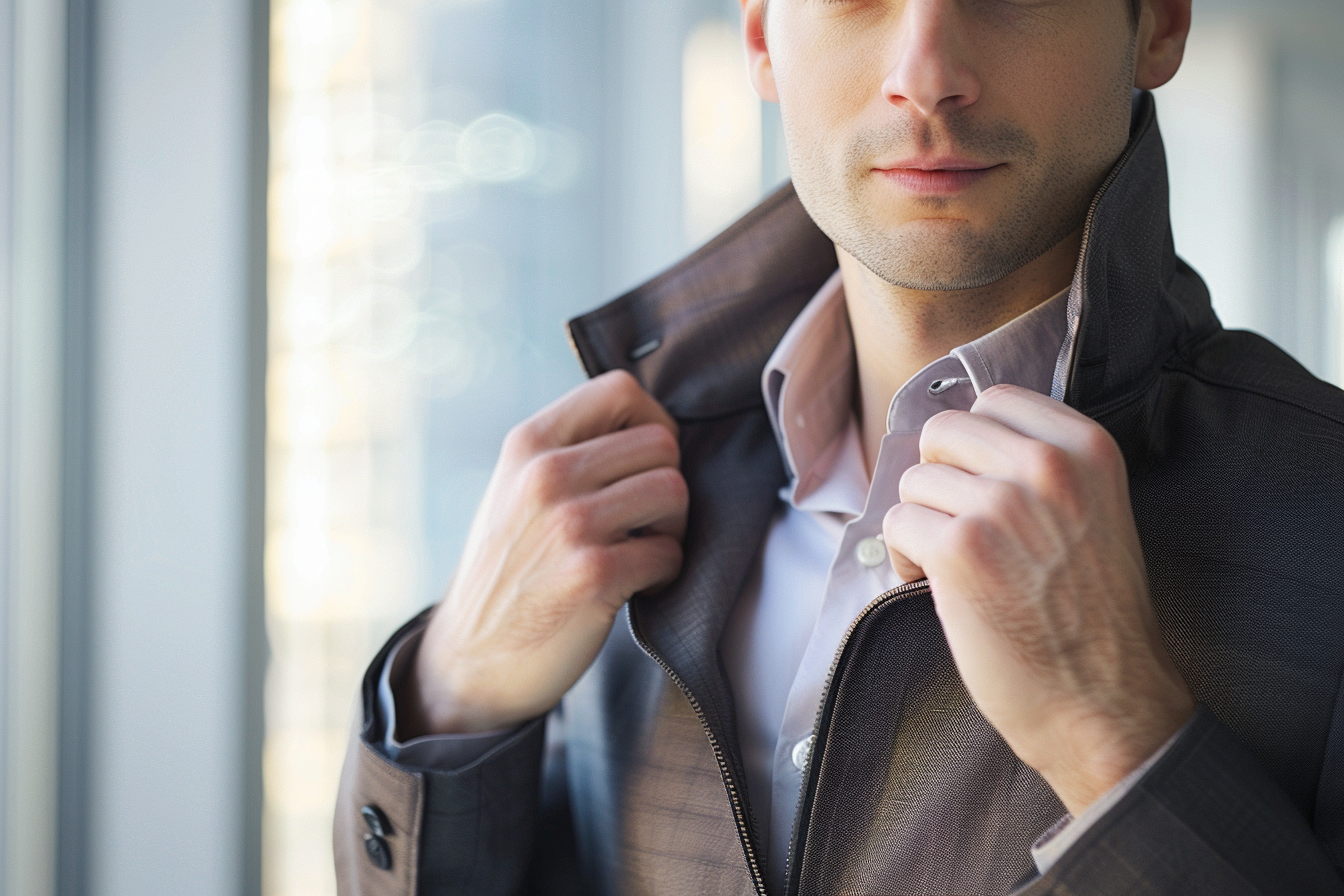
[[263, 1, 781, 892]]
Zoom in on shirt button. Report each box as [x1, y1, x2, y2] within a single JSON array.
[[855, 536, 886, 568], [791, 735, 815, 772]]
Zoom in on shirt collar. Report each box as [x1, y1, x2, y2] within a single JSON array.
[[762, 273, 1070, 506]]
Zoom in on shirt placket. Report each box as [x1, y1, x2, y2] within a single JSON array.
[[764, 355, 979, 885]]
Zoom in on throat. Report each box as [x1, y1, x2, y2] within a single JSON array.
[[835, 235, 1079, 475]]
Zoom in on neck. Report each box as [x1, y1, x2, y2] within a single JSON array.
[[841, 229, 1082, 476]]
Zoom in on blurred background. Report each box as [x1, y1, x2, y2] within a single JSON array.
[[1, 0, 1341, 893]]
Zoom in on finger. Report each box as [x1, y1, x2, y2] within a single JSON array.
[[919, 409, 1042, 479], [557, 423, 680, 492], [882, 501, 953, 581], [594, 534, 684, 607], [898, 461, 1002, 518], [527, 370, 677, 449], [971, 383, 1122, 468], [584, 466, 688, 542]]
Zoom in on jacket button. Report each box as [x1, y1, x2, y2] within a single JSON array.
[[855, 536, 886, 568], [363, 833, 392, 870], [361, 804, 392, 837]]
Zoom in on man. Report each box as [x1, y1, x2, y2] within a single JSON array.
[[335, 0, 1344, 892]]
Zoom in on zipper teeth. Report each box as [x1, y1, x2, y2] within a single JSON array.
[[627, 613, 769, 896], [783, 577, 932, 894], [1060, 122, 1142, 401]]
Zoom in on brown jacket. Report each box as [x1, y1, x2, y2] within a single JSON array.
[[335, 92, 1344, 896]]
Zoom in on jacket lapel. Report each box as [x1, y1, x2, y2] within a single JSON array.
[[566, 182, 836, 856]]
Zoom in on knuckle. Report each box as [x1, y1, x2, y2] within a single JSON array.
[[554, 499, 595, 542], [897, 463, 929, 501], [1080, 425, 1122, 468], [985, 479, 1024, 516], [646, 423, 681, 464], [918, 410, 961, 454], [522, 452, 571, 503], [570, 546, 615, 596], [922, 409, 956, 437], [1023, 442, 1072, 490], [503, 420, 544, 458], [979, 383, 1015, 404], [652, 466, 689, 506], [946, 515, 993, 557]]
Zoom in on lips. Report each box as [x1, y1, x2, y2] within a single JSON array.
[[872, 158, 1003, 195]]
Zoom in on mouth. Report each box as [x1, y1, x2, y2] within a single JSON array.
[[871, 157, 1004, 195]]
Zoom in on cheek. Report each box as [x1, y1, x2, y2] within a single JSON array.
[[984, 35, 1135, 172], [770, 22, 887, 159]]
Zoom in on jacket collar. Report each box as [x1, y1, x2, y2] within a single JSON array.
[[568, 91, 1218, 422], [564, 93, 1219, 853]]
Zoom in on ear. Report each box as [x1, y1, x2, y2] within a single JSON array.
[[1133, 0, 1192, 90], [741, 0, 779, 102]]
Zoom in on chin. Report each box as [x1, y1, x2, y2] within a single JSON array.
[[844, 227, 1017, 292]]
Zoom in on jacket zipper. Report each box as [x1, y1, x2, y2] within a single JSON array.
[[782, 577, 933, 896], [1056, 120, 1142, 403], [626, 612, 770, 896]]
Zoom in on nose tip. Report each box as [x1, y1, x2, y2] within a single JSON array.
[[882, 3, 981, 116]]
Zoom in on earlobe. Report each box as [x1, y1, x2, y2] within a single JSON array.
[[741, 0, 780, 102], [1132, 0, 1192, 90]]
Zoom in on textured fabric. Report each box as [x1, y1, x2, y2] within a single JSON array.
[[1030, 720, 1186, 872], [334, 92, 1344, 895], [789, 584, 1057, 894], [730, 281, 1070, 890], [1019, 706, 1344, 895]]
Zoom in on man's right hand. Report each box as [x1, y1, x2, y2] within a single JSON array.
[[399, 370, 688, 736]]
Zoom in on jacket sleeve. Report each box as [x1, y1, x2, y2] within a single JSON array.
[[333, 609, 579, 896], [1015, 703, 1344, 895]]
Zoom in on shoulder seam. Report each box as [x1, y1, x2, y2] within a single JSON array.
[[1164, 359, 1344, 429]]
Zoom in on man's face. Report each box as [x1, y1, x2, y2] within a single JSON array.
[[761, 0, 1139, 291]]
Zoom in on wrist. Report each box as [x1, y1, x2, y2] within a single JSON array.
[[400, 648, 526, 736], [1036, 693, 1194, 816]]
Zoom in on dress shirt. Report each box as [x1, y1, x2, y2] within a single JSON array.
[[725, 271, 1081, 890], [378, 270, 1181, 887]]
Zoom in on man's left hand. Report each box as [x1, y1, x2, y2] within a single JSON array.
[[883, 384, 1194, 817]]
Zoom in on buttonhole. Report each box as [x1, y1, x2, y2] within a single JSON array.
[[629, 338, 661, 361], [928, 377, 971, 396]]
